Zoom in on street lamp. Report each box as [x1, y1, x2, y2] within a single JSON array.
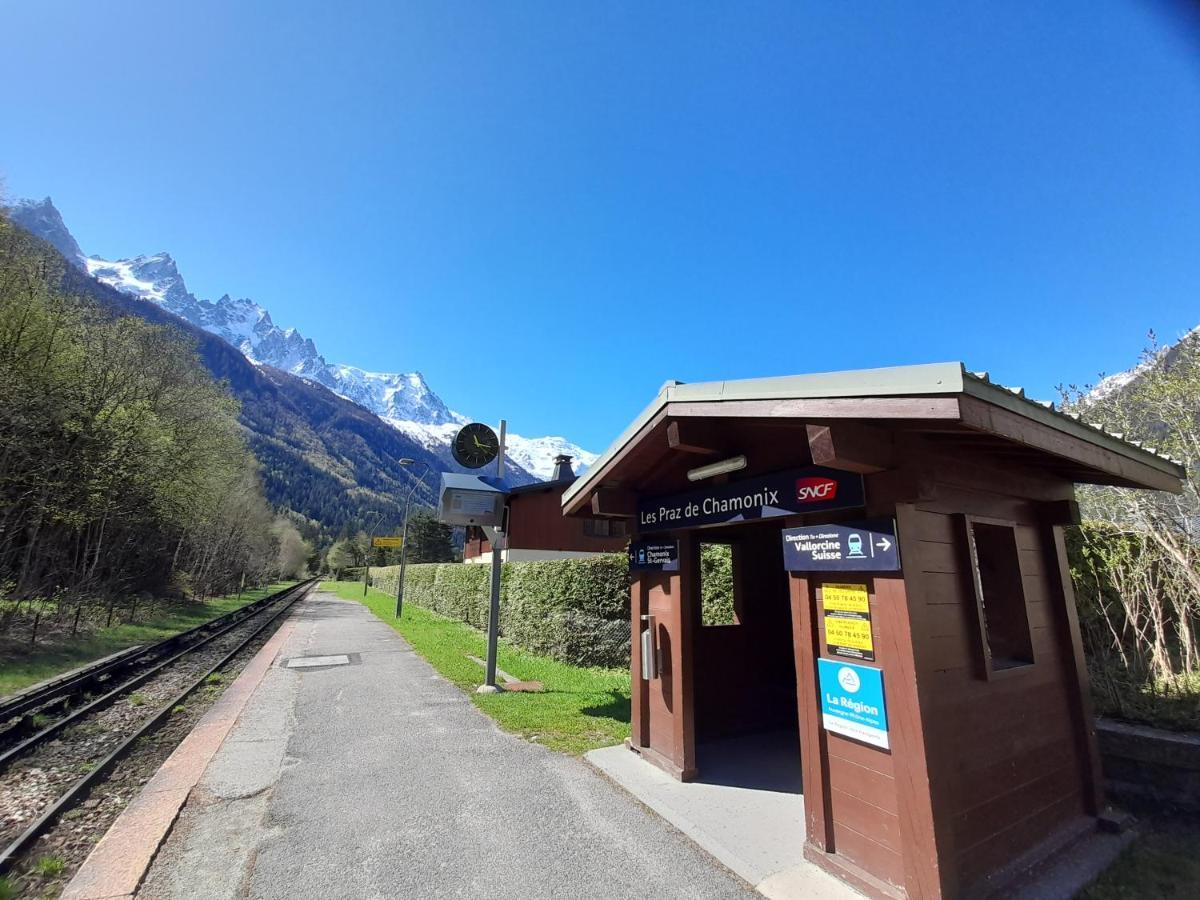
[[396, 458, 437, 618], [362, 510, 383, 597]]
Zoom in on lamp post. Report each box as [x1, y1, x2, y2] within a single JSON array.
[[395, 458, 435, 618], [362, 511, 382, 597]]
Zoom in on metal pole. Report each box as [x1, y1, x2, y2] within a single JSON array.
[[395, 489, 414, 619], [364, 512, 381, 597], [481, 420, 506, 692], [395, 461, 432, 619]]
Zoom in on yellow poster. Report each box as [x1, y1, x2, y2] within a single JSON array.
[[825, 617, 873, 652], [823, 582, 874, 661], [823, 583, 870, 614]]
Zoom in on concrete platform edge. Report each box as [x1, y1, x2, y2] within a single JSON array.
[[60, 612, 301, 900]]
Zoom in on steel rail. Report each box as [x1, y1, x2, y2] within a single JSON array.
[[0, 579, 314, 874], [0, 580, 312, 725], [0, 645, 148, 723], [0, 580, 316, 765]]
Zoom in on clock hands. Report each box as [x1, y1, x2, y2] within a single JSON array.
[[452, 423, 499, 469]]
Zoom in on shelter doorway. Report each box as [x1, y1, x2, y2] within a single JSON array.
[[691, 524, 802, 796]]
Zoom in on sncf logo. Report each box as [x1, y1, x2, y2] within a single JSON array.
[[795, 476, 839, 503]]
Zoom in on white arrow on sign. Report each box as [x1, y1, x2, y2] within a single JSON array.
[[875, 536, 892, 552]]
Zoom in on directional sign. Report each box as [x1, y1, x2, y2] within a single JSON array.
[[373, 536, 404, 548], [629, 540, 680, 572], [781, 519, 900, 572]]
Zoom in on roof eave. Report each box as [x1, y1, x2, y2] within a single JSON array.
[[562, 363, 1187, 513]]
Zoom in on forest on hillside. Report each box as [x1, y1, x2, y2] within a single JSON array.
[[0, 210, 308, 618]]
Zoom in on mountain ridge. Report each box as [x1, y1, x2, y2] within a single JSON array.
[[9, 198, 595, 480], [1, 207, 546, 547]]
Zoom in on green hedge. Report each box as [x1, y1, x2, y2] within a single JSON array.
[[369, 555, 631, 668], [699, 543, 735, 625]]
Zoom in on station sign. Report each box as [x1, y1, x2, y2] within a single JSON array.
[[373, 536, 404, 548], [636, 466, 864, 533], [817, 658, 889, 750], [629, 539, 680, 572], [781, 519, 899, 572], [822, 583, 874, 662]]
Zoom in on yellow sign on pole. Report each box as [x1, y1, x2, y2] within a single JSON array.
[[373, 536, 404, 548], [822, 582, 874, 661]]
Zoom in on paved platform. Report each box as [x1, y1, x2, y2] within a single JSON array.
[[586, 736, 861, 900], [135, 590, 754, 899]]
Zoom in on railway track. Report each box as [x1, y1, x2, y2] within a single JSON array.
[[0, 578, 315, 875]]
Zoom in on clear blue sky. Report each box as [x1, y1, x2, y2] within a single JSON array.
[[3, 2, 1199, 451]]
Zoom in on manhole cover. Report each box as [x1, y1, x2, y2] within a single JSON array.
[[284, 655, 351, 669]]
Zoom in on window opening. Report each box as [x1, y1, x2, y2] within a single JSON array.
[[967, 521, 1034, 671], [584, 518, 629, 538], [700, 542, 738, 626]]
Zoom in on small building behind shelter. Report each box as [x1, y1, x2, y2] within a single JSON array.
[[464, 454, 629, 563]]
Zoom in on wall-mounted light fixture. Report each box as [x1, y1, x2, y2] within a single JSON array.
[[686, 454, 747, 482]]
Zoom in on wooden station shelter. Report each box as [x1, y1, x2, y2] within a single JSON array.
[[561, 363, 1184, 900]]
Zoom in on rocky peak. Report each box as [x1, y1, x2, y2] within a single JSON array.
[[6, 197, 86, 268]]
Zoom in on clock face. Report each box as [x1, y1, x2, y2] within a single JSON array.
[[451, 423, 500, 469]]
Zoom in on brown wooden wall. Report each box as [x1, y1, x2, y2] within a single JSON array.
[[793, 572, 915, 896], [463, 488, 628, 558], [897, 456, 1095, 897], [463, 529, 490, 559], [507, 489, 628, 552], [631, 540, 697, 780]]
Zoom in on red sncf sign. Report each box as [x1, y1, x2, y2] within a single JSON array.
[[795, 476, 839, 503]]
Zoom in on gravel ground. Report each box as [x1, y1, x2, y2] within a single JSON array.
[[1, 596, 300, 899], [0, 594, 288, 757]]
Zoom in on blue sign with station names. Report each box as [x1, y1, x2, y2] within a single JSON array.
[[629, 539, 680, 572], [781, 519, 900, 572], [817, 658, 889, 750]]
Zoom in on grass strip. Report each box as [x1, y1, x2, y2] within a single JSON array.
[[0, 582, 295, 697], [325, 580, 630, 755]]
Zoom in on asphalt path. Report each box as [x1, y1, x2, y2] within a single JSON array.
[[140, 591, 752, 899]]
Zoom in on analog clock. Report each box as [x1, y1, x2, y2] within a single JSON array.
[[451, 423, 500, 469]]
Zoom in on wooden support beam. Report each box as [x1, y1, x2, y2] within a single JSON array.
[[1038, 499, 1081, 527], [590, 486, 637, 518], [806, 422, 894, 474], [667, 420, 719, 456]]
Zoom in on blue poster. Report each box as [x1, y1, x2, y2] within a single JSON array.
[[817, 658, 889, 750]]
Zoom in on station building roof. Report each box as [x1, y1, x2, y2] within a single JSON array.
[[561, 362, 1185, 516]]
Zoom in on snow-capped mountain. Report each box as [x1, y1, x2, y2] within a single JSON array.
[[1086, 325, 1200, 404], [383, 417, 597, 479], [8, 197, 85, 267], [8, 198, 595, 481]]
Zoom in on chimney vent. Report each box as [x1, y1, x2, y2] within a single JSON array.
[[551, 454, 575, 482]]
